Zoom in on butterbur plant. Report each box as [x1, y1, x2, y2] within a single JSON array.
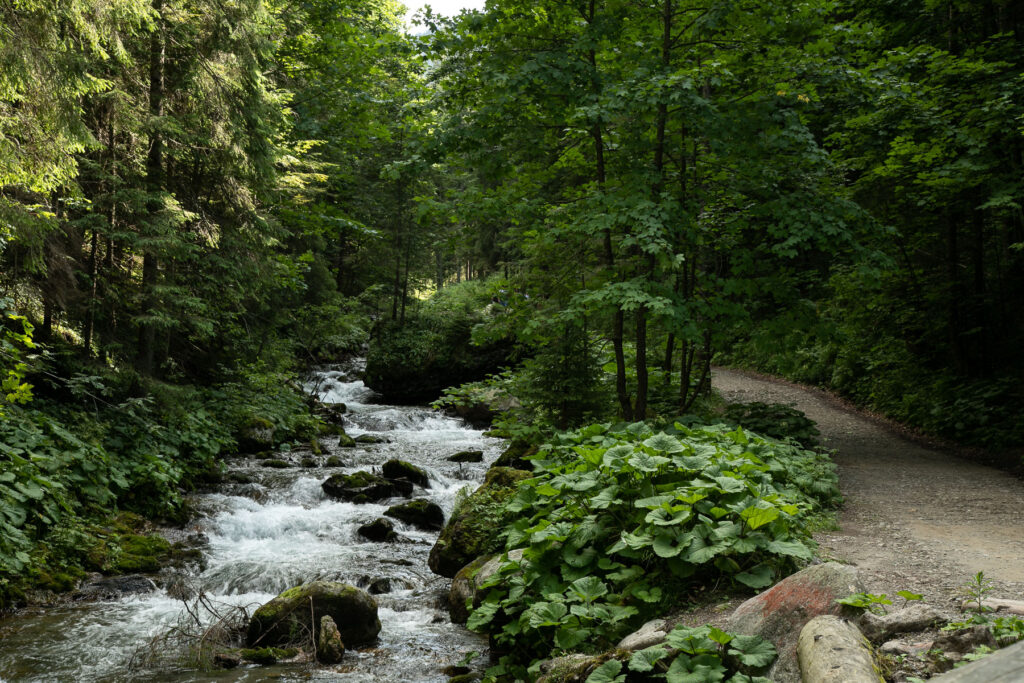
[[582, 625, 776, 683], [467, 421, 840, 677]]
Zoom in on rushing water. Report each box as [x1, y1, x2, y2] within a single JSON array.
[[0, 360, 500, 682]]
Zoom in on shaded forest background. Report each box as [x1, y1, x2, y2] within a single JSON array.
[[1, 0, 1022, 603]]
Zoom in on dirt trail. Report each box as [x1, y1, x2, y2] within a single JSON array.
[[713, 368, 1024, 611]]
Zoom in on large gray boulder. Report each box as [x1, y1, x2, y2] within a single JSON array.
[[247, 582, 380, 648], [726, 562, 865, 683]]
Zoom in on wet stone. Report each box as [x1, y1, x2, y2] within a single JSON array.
[[382, 459, 430, 488], [322, 471, 413, 503], [385, 499, 445, 531], [358, 518, 398, 543], [447, 450, 484, 463]]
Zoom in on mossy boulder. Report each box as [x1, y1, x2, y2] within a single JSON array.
[[385, 499, 444, 531], [247, 582, 380, 648], [447, 450, 484, 463], [260, 458, 293, 469], [355, 434, 388, 444], [325, 455, 345, 467], [337, 431, 357, 448], [238, 417, 275, 453], [300, 457, 318, 468], [428, 467, 532, 577], [321, 471, 413, 503], [381, 459, 430, 488], [491, 440, 537, 471], [111, 534, 172, 573], [358, 518, 398, 542]]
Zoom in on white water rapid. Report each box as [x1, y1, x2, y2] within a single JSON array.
[[0, 360, 501, 682]]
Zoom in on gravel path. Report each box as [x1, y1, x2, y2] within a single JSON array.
[[713, 367, 1024, 613]]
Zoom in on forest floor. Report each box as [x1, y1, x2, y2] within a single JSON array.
[[713, 367, 1024, 613]]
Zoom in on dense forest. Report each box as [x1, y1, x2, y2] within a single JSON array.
[[1, 0, 1023, 679]]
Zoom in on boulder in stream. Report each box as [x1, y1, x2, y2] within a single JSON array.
[[355, 434, 388, 444], [237, 418, 275, 454], [447, 450, 484, 463], [321, 471, 413, 503], [317, 615, 345, 664], [429, 467, 532, 577], [247, 581, 380, 648], [337, 431, 357, 448], [358, 518, 398, 542], [381, 458, 430, 488], [385, 499, 445, 531]]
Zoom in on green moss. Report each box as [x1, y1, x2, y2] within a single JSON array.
[[260, 458, 293, 468], [325, 455, 344, 467], [309, 439, 322, 455], [111, 533, 171, 572], [247, 417, 274, 430], [337, 431, 356, 448], [35, 567, 86, 592]]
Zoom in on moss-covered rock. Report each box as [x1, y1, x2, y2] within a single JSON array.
[[381, 459, 430, 488], [247, 581, 380, 648], [325, 455, 345, 467], [317, 615, 345, 664], [358, 518, 398, 542], [491, 440, 537, 471], [237, 417, 275, 453], [428, 467, 532, 578], [355, 434, 388, 444], [337, 431, 357, 448], [260, 458, 293, 469], [111, 534, 172, 573], [385, 499, 444, 531], [321, 471, 413, 503], [300, 456, 318, 468], [447, 450, 484, 463]]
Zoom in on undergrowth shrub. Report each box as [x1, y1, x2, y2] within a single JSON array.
[[469, 421, 841, 678], [721, 402, 820, 448]]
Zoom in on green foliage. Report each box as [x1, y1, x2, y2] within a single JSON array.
[[366, 279, 515, 402], [722, 403, 820, 449], [467, 420, 839, 674]]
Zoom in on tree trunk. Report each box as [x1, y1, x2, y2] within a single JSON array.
[[138, 0, 164, 376]]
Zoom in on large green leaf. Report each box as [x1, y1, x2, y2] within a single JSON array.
[[585, 659, 625, 683]]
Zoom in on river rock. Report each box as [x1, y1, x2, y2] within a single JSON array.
[[317, 615, 345, 664], [382, 459, 430, 488], [429, 467, 532, 578], [337, 431, 357, 448], [967, 597, 1024, 616], [358, 518, 398, 542], [238, 418, 275, 453], [325, 455, 345, 467], [448, 549, 525, 624], [447, 450, 484, 463], [355, 434, 388, 444], [321, 471, 413, 503], [726, 562, 865, 683], [797, 615, 883, 682], [247, 581, 380, 648], [368, 577, 392, 594], [74, 574, 157, 600], [261, 458, 293, 468], [385, 499, 445, 531], [213, 652, 241, 668], [859, 603, 949, 642]]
